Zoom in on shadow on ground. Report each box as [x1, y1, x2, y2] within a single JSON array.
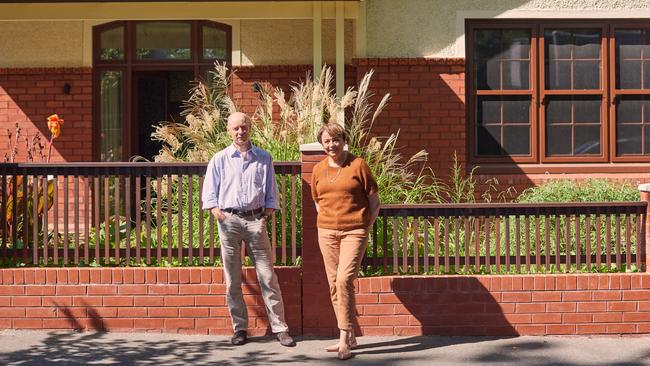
[[1, 332, 650, 365]]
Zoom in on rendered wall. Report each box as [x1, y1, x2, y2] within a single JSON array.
[[0, 22, 84, 68], [365, 0, 650, 58], [0, 18, 355, 68], [240, 19, 354, 65]]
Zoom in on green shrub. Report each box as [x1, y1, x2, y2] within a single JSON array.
[[517, 179, 639, 203]]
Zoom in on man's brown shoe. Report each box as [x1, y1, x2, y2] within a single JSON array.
[[231, 330, 247, 346], [276, 331, 295, 347]]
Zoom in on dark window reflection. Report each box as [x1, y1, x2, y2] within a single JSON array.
[[546, 96, 601, 156], [545, 28, 601, 90], [475, 29, 531, 90], [476, 96, 531, 156], [616, 95, 650, 156]]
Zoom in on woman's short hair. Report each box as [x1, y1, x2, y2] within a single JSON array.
[[317, 123, 346, 144]]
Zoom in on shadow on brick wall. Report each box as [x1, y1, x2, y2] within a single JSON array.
[[392, 276, 516, 336]]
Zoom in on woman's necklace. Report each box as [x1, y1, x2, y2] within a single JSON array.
[[326, 165, 342, 183], [326, 152, 347, 183]]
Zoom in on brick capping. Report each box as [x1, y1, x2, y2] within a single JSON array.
[[352, 57, 465, 66], [232, 65, 313, 72]]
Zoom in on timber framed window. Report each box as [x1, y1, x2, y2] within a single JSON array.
[[467, 20, 650, 164]]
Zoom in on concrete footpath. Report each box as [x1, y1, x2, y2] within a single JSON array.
[[0, 330, 649, 365]]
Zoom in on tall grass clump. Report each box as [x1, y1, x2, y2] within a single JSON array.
[[251, 66, 447, 204]]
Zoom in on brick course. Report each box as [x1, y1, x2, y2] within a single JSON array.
[[0, 267, 301, 335]]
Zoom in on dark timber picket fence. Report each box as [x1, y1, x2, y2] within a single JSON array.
[[0, 162, 646, 274]]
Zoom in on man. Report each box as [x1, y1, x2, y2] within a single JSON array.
[[201, 112, 294, 347]]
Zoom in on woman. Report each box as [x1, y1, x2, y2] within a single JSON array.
[[310, 123, 381, 360]]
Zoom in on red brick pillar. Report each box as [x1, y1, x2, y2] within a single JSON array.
[[300, 143, 338, 336], [639, 184, 650, 272]]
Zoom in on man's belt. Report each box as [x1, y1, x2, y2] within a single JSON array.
[[222, 207, 265, 218]]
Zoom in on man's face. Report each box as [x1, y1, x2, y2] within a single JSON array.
[[227, 115, 251, 146]]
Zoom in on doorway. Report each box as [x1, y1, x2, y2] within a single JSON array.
[[131, 70, 194, 161]]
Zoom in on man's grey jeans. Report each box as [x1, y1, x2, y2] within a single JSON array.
[[217, 212, 289, 333]]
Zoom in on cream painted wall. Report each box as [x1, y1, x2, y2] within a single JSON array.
[[0, 18, 354, 67], [366, 0, 650, 58], [0, 21, 85, 67], [240, 19, 354, 65]]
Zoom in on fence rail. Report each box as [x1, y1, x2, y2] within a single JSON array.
[[0, 162, 301, 267], [366, 202, 648, 275]]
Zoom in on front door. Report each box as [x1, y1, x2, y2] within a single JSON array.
[[131, 70, 194, 161]]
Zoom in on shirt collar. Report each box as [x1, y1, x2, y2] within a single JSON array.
[[227, 143, 259, 158]]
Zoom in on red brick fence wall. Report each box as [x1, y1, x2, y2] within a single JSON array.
[[1, 268, 649, 337], [0, 267, 301, 335]]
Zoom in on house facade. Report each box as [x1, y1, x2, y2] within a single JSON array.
[[3, 0, 650, 193]]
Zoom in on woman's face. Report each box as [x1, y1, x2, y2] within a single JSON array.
[[321, 131, 345, 160]]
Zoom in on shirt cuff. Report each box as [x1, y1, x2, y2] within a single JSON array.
[[202, 200, 219, 210]]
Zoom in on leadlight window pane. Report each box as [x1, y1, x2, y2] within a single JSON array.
[[546, 29, 572, 59], [617, 125, 642, 155], [100, 26, 124, 61], [477, 126, 501, 155], [616, 96, 650, 156], [574, 126, 601, 154], [546, 125, 572, 155], [502, 97, 530, 124], [546, 98, 572, 124], [615, 29, 650, 89], [546, 96, 601, 156], [474, 29, 531, 90], [547, 61, 572, 89], [502, 60, 530, 90], [476, 59, 501, 90], [617, 29, 643, 59], [617, 96, 643, 123], [619, 60, 642, 89], [478, 97, 501, 124], [203, 26, 228, 60], [545, 29, 601, 90], [503, 126, 530, 155], [574, 30, 601, 59], [476, 96, 531, 156], [573, 61, 600, 89], [136, 22, 191, 60], [573, 97, 601, 123]]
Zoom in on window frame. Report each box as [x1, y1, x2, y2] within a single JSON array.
[[466, 22, 539, 164], [539, 23, 608, 163], [467, 19, 650, 165], [610, 22, 650, 163]]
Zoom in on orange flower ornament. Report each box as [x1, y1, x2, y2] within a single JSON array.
[[47, 114, 64, 138]]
